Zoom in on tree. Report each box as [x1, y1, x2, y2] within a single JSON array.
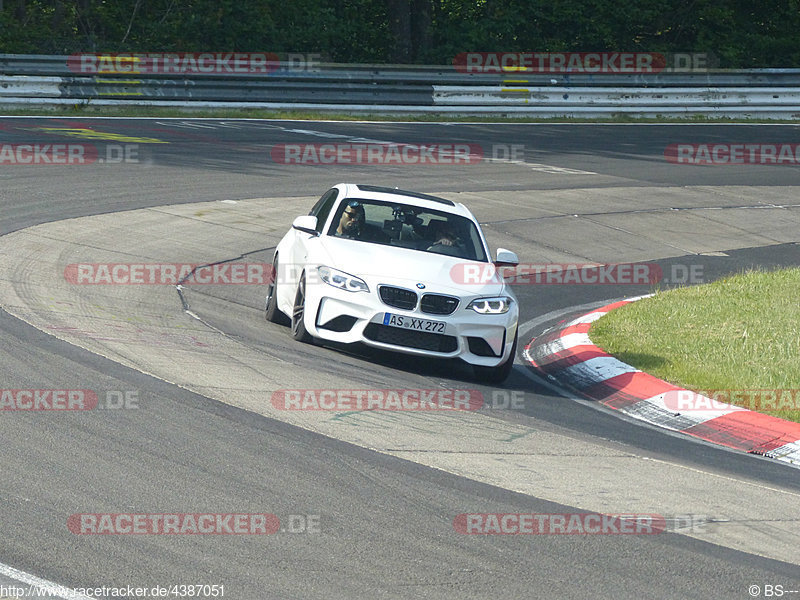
[[386, 0, 433, 62]]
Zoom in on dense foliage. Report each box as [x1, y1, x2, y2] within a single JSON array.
[[1, 0, 798, 67]]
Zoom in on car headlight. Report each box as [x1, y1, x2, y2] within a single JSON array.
[[318, 266, 369, 293], [467, 296, 513, 314]]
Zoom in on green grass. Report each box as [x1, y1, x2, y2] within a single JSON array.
[[590, 268, 800, 422], [0, 104, 797, 123]]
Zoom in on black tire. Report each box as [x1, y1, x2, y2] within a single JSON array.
[[291, 273, 315, 344], [473, 330, 518, 384], [265, 255, 290, 325]]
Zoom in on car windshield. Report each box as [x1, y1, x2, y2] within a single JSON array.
[[327, 198, 488, 261]]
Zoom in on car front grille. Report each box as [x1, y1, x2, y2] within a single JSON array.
[[379, 285, 417, 310], [364, 323, 458, 353], [420, 293, 459, 315]]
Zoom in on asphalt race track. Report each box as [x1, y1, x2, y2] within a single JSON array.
[[1, 118, 800, 599]]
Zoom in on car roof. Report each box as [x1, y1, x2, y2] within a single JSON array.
[[336, 183, 475, 219]]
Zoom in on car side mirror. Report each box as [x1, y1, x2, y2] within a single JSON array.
[[494, 248, 519, 267], [292, 215, 319, 236]]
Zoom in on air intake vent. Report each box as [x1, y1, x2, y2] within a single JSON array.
[[364, 324, 458, 353]]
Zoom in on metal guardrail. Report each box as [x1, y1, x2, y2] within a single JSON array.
[[1, 54, 800, 117]]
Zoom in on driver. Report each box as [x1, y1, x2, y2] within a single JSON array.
[[427, 224, 464, 256], [432, 227, 457, 246], [336, 200, 365, 238]]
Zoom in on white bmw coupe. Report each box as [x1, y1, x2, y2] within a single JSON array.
[[265, 183, 520, 383]]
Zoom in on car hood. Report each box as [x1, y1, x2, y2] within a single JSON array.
[[312, 236, 509, 297]]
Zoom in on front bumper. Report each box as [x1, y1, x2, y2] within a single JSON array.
[[306, 290, 518, 367]]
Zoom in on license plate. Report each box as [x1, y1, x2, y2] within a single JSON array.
[[383, 313, 446, 334]]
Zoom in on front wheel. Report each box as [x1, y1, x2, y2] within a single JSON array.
[[291, 274, 315, 344], [473, 331, 517, 384]]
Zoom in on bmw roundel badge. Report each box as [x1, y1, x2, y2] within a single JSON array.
[[416, 283, 426, 289]]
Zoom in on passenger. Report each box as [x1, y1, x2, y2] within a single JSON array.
[[335, 201, 365, 238]]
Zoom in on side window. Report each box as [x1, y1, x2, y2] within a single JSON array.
[[309, 188, 338, 233]]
